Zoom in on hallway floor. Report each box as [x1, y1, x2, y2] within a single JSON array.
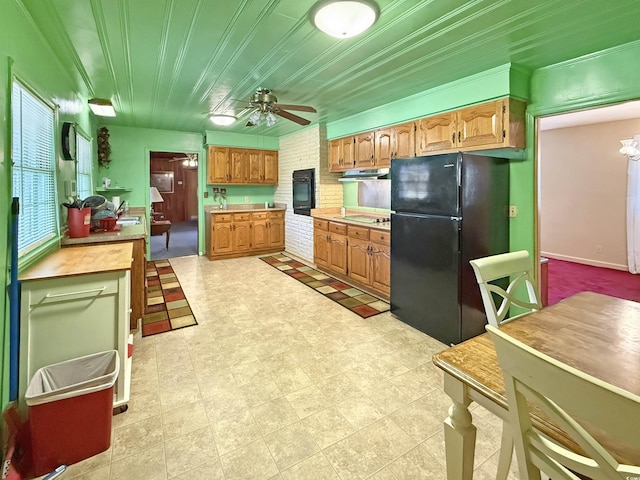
[[43, 254, 518, 479]]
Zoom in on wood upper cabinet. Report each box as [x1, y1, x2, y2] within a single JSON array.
[[393, 122, 416, 159], [207, 146, 230, 184], [262, 151, 278, 184], [416, 98, 525, 155], [354, 132, 375, 169], [329, 137, 356, 172], [208, 146, 278, 184], [374, 129, 393, 167], [374, 122, 416, 166], [416, 112, 457, 155]]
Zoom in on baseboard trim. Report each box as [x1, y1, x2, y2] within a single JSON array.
[[541, 252, 628, 271]]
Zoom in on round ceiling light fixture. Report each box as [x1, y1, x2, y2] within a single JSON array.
[[311, 0, 379, 38], [209, 114, 237, 126]]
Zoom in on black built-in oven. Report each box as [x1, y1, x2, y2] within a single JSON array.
[[292, 168, 315, 216]]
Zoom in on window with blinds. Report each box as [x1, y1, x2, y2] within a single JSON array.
[[76, 133, 93, 199], [11, 81, 58, 256]]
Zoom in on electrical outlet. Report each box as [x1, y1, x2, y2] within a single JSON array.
[[244, 196, 249, 203], [508, 205, 518, 218]]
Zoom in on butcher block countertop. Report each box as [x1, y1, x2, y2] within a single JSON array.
[[19, 243, 133, 282]]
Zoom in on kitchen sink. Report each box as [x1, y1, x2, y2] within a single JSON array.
[[116, 216, 141, 226]]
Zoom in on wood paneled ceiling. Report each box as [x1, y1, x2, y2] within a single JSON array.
[[22, 0, 640, 137]]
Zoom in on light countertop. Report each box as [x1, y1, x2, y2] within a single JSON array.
[[311, 208, 391, 232], [60, 207, 147, 246], [19, 243, 134, 281], [206, 203, 287, 214]]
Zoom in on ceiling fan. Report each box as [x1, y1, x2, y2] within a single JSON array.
[[170, 153, 198, 167], [237, 88, 317, 127]]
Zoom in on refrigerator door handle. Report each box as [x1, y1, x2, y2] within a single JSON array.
[[450, 216, 462, 221]]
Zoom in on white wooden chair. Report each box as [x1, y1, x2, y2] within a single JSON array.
[[469, 250, 542, 479], [469, 250, 542, 327], [487, 325, 640, 480]]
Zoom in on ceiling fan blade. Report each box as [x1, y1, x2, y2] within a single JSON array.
[[275, 109, 311, 126], [276, 104, 316, 113], [237, 106, 255, 118], [246, 121, 255, 127]]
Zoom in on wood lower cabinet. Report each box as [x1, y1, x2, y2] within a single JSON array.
[[314, 218, 390, 299], [207, 146, 278, 185], [207, 210, 286, 260]]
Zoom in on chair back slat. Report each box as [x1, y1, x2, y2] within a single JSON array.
[[488, 325, 640, 480], [470, 250, 541, 327]]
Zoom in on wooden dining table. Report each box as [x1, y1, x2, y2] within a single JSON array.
[[432, 291, 640, 479]]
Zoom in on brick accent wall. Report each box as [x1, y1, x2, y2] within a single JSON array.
[[275, 125, 342, 262]]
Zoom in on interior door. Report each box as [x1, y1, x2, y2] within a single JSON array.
[[184, 168, 198, 221]]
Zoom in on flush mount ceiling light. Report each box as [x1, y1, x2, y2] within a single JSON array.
[[88, 98, 116, 117], [209, 114, 237, 126], [311, 0, 379, 38]]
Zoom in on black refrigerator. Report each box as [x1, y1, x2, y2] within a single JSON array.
[[390, 153, 509, 345]]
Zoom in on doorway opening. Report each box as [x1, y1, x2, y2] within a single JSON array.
[[149, 151, 199, 260], [536, 100, 640, 304]]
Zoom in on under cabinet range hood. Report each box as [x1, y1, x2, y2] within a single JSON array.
[[338, 168, 389, 181]]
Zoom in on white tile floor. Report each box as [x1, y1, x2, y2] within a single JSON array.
[[44, 254, 519, 479]]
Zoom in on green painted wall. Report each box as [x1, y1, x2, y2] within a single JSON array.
[[105, 125, 205, 253], [1, 0, 93, 408], [511, 39, 640, 257], [204, 131, 279, 149], [327, 63, 530, 139], [204, 185, 275, 208]]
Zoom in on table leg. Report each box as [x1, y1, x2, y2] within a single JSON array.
[[165, 230, 170, 250], [443, 374, 476, 480]]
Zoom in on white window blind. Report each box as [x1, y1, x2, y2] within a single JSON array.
[[11, 81, 58, 256], [76, 133, 93, 199]]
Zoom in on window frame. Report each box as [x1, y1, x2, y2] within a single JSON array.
[[11, 77, 60, 260], [76, 128, 93, 200]]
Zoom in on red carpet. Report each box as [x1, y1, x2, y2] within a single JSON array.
[[547, 258, 640, 305]]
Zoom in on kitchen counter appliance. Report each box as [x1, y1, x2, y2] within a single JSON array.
[[390, 153, 509, 345]]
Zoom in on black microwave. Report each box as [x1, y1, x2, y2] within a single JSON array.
[[292, 168, 315, 216]]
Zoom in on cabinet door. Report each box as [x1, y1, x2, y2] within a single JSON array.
[[348, 237, 371, 286], [394, 122, 415, 158], [269, 213, 285, 248], [212, 223, 233, 254], [354, 132, 375, 169], [329, 139, 343, 172], [457, 101, 504, 149], [251, 219, 269, 249], [328, 233, 348, 276], [263, 150, 278, 184], [247, 150, 262, 183], [233, 222, 251, 252], [374, 129, 393, 167], [341, 137, 356, 169], [229, 149, 247, 183], [371, 241, 391, 295], [314, 229, 330, 267], [416, 112, 456, 155], [208, 146, 230, 184]]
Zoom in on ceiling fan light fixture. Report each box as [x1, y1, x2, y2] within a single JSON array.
[[312, 0, 379, 38], [266, 112, 278, 127], [249, 109, 262, 125], [88, 98, 116, 117], [210, 114, 237, 126]]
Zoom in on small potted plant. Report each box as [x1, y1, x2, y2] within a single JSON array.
[[97, 127, 111, 169]]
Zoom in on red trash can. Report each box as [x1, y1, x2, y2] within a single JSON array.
[[25, 350, 119, 476]]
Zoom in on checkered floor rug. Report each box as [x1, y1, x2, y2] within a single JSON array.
[[143, 260, 198, 337], [260, 254, 390, 318]]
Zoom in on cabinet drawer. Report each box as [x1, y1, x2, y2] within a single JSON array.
[[314, 219, 328, 231], [212, 213, 233, 223], [269, 211, 284, 219], [329, 222, 348, 235], [24, 272, 123, 305], [233, 213, 251, 222], [251, 212, 268, 220], [348, 225, 370, 240], [371, 230, 390, 245]]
